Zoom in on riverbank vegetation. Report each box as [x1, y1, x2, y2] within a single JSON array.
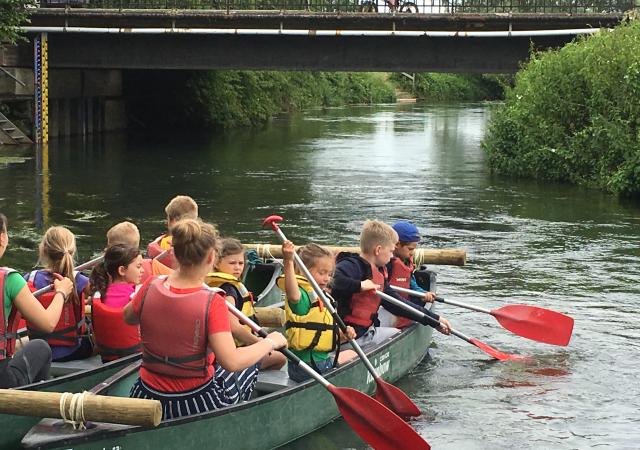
[[392, 73, 506, 101], [0, 0, 33, 44], [482, 21, 640, 196], [125, 70, 506, 130]]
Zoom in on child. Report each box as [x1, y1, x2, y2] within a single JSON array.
[[125, 219, 287, 420], [206, 238, 285, 371], [147, 195, 198, 269], [88, 244, 143, 362], [0, 213, 74, 387], [331, 220, 451, 347], [281, 240, 357, 382], [24, 226, 93, 362], [380, 221, 435, 329]]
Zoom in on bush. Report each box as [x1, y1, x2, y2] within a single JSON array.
[[482, 22, 640, 196], [391, 73, 507, 102]]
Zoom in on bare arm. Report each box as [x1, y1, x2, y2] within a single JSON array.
[[282, 240, 301, 303], [13, 277, 73, 332], [210, 330, 286, 372], [123, 302, 139, 325]]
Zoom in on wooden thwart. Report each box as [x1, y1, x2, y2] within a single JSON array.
[[246, 244, 466, 266], [254, 306, 285, 327], [0, 389, 161, 427]]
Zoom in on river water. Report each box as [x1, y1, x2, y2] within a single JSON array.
[[1, 103, 639, 449]]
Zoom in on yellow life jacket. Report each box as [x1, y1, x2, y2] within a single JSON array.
[[277, 275, 337, 353], [206, 272, 256, 346]]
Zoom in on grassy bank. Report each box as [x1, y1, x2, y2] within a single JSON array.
[[391, 73, 506, 102], [482, 22, 640, 196]]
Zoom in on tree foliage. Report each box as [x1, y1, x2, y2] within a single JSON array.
[[482, 21, 640, 196], [0, 0, 34, 44]]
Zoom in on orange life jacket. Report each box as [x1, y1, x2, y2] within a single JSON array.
[[343, 263, 386, 328], [91, 294, 142, 362], [140, 258, 173, 284], [138, 277, 219, 378], [0, 267, 21, 361], [25, 271, 85, 347], [147, 235, 177, 269]]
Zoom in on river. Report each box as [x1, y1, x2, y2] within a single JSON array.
[[1, 103, 639, 449]]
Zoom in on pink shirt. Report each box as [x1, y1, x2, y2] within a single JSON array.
[[103, 282, 136, 308]]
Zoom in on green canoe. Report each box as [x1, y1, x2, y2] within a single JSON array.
[[0, 353, 141, 450], [22, 323, 433, 450]]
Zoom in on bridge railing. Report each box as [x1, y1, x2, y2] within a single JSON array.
[[41, 0, 635, 13]]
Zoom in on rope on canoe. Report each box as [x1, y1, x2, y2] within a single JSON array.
[[255, 244, 277, 261], [59, 391, 89, 429]]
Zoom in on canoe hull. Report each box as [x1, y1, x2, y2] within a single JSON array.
[[0, 353, 140, 450], [23, 324, 432, 450]]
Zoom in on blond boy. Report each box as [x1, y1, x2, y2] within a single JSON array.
[[330, 220, 450, 347], [106, 221, 140, 249], [147, 195, 198, 267]]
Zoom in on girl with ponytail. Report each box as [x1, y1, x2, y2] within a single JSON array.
[[125, 219, 288, 420], [24, 226, 93, 362]]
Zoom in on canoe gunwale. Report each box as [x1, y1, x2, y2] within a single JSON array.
[[21, 323, 431, 449]]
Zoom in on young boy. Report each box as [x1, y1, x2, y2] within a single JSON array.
[[147, 195, 198, 268], [380, 221, 435, 328], [106, 221, 140, 249], [331, 220, 450, 346]]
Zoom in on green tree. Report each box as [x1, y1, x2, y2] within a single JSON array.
[[0, 0, 34, 44]]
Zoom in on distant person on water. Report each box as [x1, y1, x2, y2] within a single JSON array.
[[379, 221, 435, 329], [331, 220, 451, 347], [0, 213, 74, 387], [125, 219, 287, 420], [24, 226, 93, 362], [146, 195, 198, 269], [88, 244, 143, 362], [206, 238, 286, 371], [281, 241, 357, 382]]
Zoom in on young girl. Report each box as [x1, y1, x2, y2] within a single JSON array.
[[0, 213, 74, 387], [206, 238, 286, 371], [281, 241, 357, 383], [89, 244, 144, 309], [24, 226, 92, 362], [124, 219, 287, 420], [88, 244, 144, 363]]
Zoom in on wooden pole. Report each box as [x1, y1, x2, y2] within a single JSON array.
[[0, 389, 161, 427], [245, 244, 466, 266], [254, 306, 285, 327]]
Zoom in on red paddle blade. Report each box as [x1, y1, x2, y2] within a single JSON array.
[[328, 385, 430, 450], [469, 338, 529, 361], [374, 378, 421, 418], [492, 305, 574, 346]]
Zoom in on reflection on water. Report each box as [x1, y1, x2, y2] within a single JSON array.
[[1, 103, 639, 449]]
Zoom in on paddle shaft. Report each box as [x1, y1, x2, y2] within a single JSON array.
[[391, 285, 492, 314], [225, 301, 330, 388], [30, 254, 106, 297], [271, 227, 393, 382], [375, 290, 473, 343]]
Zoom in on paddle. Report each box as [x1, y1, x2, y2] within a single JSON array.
[[390, 285, 574, 346], [375, 290, 527, 361], [262, 214, 421, 418], [225, 300, 431, 450], [31, 254, 105, 297]]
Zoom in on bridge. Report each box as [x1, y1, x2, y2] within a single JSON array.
[[10, 0, 630, 73]]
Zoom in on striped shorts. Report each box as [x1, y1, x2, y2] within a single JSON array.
[[129, 362, 260, 420]]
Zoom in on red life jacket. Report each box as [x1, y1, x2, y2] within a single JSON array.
[[388, 257, 415, 299], [138, 277, 219, 378], [25, 271, 85, 347], [0, 268, 22, 361], [343, 263, 386, 328], [388, 257, 417, 329], [147, 236, 177, 269], [91, 294, 142, 362]]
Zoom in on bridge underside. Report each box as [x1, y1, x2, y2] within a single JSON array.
[[10, 33, 580, 73]]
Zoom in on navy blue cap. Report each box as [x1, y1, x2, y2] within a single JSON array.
[[392, 221, 421, 243]]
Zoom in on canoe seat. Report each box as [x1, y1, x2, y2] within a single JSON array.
[[255, 368, 298, 393], [49, 355, 103, 377]]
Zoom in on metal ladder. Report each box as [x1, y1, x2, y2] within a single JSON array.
[[0, 111, 33, 145]]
